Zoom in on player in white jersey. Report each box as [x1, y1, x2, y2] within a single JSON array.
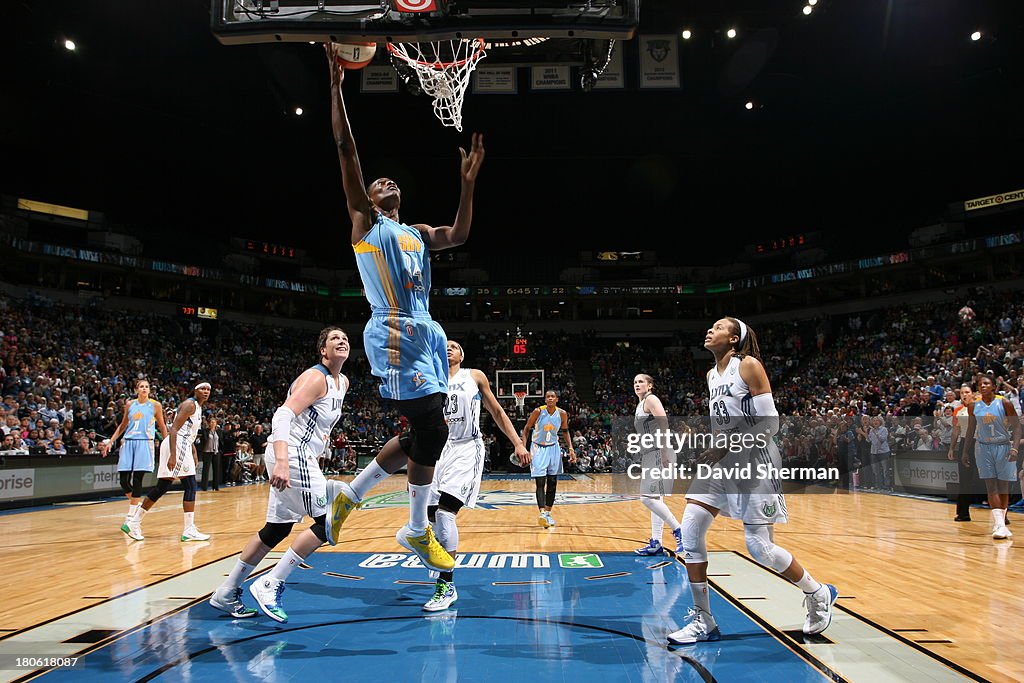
[[668, 317, 838, 646], [210, 328, 349, 622], [631, 374, 684, 557], [125, 382, 212, 542], [421, 340, 531, 611]]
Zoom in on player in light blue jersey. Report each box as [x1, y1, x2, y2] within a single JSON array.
[[522, 390, 576, 528], [101, 379, 168, 532], [322, 50, 485, 573], [962, 375, 1021, 540]]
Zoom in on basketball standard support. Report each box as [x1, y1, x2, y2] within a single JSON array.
[[212, 0, 639, 45]]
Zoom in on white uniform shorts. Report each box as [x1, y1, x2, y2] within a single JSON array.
[[264, 446, 327, 524], [686, 444, 789, 524], [429, 438, 486, 508], [157, 438, 197, 479]]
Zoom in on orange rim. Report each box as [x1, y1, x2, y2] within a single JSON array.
[[386, 38, 486, 70]]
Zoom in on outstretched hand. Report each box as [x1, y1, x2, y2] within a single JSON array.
[[459, 132, 485, 184], [325, 44, 345, 87]]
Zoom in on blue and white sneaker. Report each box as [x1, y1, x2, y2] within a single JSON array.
[[803, 583, 839, 634], [667, 608, 720, 645], [673, 526, 683, 553], [210, 586, 258, 618], [634, 538, 664, 556], [249, 576, 288, 623], [423, 580, 458, 612]]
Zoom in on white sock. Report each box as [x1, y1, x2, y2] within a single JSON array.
[[270, 548, 305, 581], [221, 559, 256, 592], [992, 508, 1005, 527], [643, 497, 675, 540], [128, 503, 139, 519], [408, 483, 431, 531], [651, 514, 665, 543], [184, 511, 195, 529], [134, 507, 148, 521], [795, 570, 822, 594], [348, 460, 391, 502], [689, 581, 714, 622]]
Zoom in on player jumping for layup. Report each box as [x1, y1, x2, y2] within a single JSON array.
[[129, 382, 213, 542], [422, 340, 531, 611], [522, 390, 576, 528], [669, 318, 837, 645], [321, 49, 485, 572]]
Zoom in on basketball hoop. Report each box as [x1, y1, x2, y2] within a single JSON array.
[[513, 390, 527, 418], [387, 38, 486, 131]]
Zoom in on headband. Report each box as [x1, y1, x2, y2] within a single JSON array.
[[735, 319, 748, 345], [194, 382, 211, 391]]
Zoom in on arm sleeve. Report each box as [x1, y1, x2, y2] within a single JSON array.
[[733, 393, 780, 438], [271, 406, 297, 444]]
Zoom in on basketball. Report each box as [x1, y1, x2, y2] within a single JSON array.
[[333, 42, 377, 70]]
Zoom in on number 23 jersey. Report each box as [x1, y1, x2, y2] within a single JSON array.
[[707, 355, 757, 433]]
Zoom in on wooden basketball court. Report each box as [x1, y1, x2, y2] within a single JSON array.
[[0, 476, 1018, 682]]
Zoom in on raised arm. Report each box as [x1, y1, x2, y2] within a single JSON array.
[[327, 47, 375, 244], [474, 370, 530, 466], [414, 133, 485, 251]]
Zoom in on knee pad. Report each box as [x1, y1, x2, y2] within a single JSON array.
[[434, 508, 459, 552], [146, 478, 173, 503], [309, 514, 328, 543], [120, 471, 132, 495], [181, 475, 197, 502], [258, 522, 294, 548], [680, 504, 714, 564], [744, 524, 793, 573], [131, 471, 146, 498], [437, 491, 464, 515]]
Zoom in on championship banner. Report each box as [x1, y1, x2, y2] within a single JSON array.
[[639, 34, 680, 89], [392, 0, 437, 12], [964, 187, 1024, 212], [360, 66, 399, 93], [593, 43, 625, 90], [531, 65, 571, 91], [473, 65, 518, 94]]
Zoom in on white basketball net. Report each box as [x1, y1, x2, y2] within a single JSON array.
[[387, 38, 486, 131]]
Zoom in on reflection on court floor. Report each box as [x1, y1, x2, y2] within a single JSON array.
[[37, 553, 821, 683]]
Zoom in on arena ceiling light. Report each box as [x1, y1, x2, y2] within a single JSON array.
[[64, 39, 76, 51], [803, 5, 813, 15], [727, 28, 737, 39], [971, 31, 982, 41], [745, 101, 754, 110], [681, 29, 692, 40], [808, 0, 817, 5], [294, 107, 304, 116]]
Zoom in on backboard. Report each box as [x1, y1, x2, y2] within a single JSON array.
[[212, 0, 640, 45]]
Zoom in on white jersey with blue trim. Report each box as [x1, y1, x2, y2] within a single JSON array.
[[270, 365, 347, 457], [173, 398, 202, 457], [443, 368, 481, 442], [707, 356, 756, 433]]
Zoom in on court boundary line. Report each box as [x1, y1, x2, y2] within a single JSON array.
[[8, 564, 276, 683], [0, 551, 246, 643], [727, 551, 991, 683]]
